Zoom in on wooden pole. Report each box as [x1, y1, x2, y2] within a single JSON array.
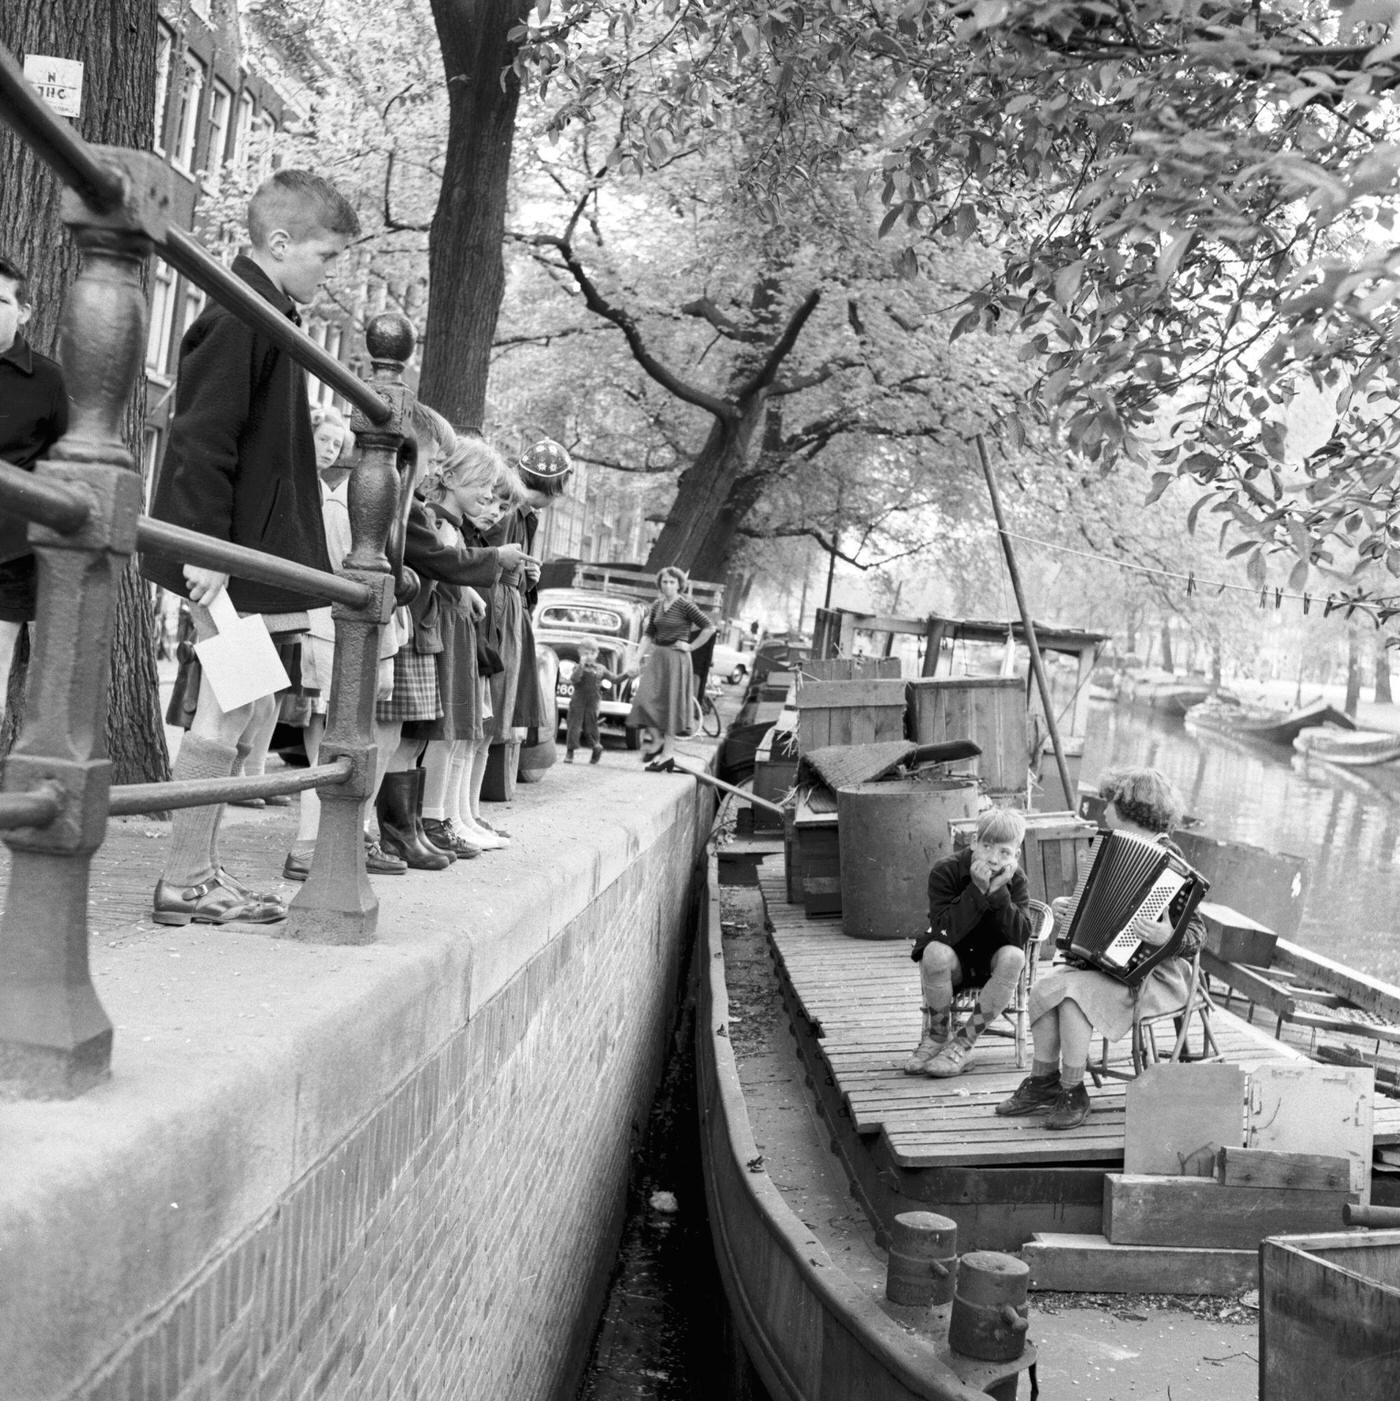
[[974, 435, 1076, 809]]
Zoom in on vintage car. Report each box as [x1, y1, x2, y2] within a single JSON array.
[[709, 637, 757, 685], [532, 588, 647, 748]]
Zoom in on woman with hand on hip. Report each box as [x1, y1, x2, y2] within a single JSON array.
[[626, 566, 715, 769]]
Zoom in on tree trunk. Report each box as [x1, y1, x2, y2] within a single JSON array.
[[1375, 633, 1393, 704], [1158, 620, 1174, 673], [1344, 628, 1362, 717], [645, 405, 767, 579], [421, 0, 531, 431], [0, 1, 165, 785]]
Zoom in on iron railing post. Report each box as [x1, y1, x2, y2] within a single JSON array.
[[0, 149, 169, 1097], [284, 313, 415, 944]]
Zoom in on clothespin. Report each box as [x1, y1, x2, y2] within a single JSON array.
[[1303, 593, 1312, 615], [1259, 587, 1267, 609], [1275, 588, 1283, 609], [1186, 571, 1196, 597], [1324, 594, 1336, 617]]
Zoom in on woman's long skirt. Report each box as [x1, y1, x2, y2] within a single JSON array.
[[626, 647, 694, 737]]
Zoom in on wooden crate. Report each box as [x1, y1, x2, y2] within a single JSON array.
[[795, 677, 907, 752], [793, 792, 841, 916], [802, 657, 902, 682], [907, 676, 1027, 791], [950, 810, 1095, 909], [752, 727, 798, 833], [1259, 1229, 1400, 1400]]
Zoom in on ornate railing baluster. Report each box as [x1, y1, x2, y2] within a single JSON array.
[[286, 313, 413, 944], [0, 149, 169, 1097]]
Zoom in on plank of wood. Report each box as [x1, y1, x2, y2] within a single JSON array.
[[1103, 1174, 1350, 1248], [1123, 1063, 1246, 1177], [1198, 900, 1280, 966], [1215, 1146, 1351, 1192], [1246, 1062, 1375, 1199], [1023, 1233, 1257, 1295], [1271, 938, 1400, 1023], [1201, 950, 1300, 1018]]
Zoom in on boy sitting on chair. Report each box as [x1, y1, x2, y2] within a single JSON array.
[[905, 806, 1032, 1078]]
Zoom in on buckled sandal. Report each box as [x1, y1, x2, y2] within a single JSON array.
[[152, 873, 287, 926], [216, 866, 282, 902]]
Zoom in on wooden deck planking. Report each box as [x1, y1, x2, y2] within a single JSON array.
[[755, 862, 1400, 1170]]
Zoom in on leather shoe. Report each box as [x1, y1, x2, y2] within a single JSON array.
[[423, 817, 480, 859], [217, 867, 280, 902], [366, 841, 407, 875], [152, 873, 286, 926], [282, 849, 312, 883]]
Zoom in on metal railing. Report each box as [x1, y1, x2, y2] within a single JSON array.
[[0, 44, 422, 1099]]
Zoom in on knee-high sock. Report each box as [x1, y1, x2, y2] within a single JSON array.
[[469, 742, 490, 822], [449, 740, 475, 827], [421, 740, 453, 820], [165, 734, 239, 885], [959, 955, 1024, 1047], [296, 715, 326, 849]]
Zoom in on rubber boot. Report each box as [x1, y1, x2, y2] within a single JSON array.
[[375, 770, 453, 870]]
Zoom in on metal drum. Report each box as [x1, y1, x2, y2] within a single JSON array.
[[836, 777, 979, 940]]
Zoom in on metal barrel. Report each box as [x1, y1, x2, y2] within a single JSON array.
[[948, 1251, 1031, 1362], [885, 1211, 958, 1306]]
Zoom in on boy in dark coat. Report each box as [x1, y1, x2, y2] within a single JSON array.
[[140, 170, 360, 926], [905, 806, 1031, 1078], [0, 254, 69, 713], [564, 638, 626, 763]]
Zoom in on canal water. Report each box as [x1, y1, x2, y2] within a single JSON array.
[[1082, 701, 1400, 984]]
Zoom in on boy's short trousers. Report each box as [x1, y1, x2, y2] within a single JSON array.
[[0, 555, 37, 623]]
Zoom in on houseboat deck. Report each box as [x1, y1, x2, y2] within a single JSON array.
[[756, 867, 1400, 1176]]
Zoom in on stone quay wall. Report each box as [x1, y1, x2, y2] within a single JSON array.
[[0, 774, 709, 1401]]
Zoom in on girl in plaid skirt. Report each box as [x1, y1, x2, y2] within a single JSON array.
[[417, 440, 523, 855]]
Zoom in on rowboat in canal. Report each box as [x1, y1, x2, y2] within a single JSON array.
[[1184, 695, 1356, 747], [1292, 726, 1400, 767]]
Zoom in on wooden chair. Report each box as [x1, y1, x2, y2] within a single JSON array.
[[958, 898, 1055, 1068], [1091, 947, 1222, 1083]]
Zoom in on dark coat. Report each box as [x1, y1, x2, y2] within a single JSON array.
[[0, 334, 69, 563], [140, 256, 332, 613], [403, 500, 502, 654], [912, 847, 1032, 987]]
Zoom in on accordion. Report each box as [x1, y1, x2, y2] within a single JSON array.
[[1056, 829, 1209, 986]]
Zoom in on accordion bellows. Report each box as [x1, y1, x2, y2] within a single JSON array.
[[1057, 829, 1209, 986]]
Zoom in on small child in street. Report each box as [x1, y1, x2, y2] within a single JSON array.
[[904, 806, 1032, 1078], [564, 639, 626, 764]]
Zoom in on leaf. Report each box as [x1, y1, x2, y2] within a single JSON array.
[[1288, 558, 1310, 592], [1144, 471, 1174, 505], [1246, 551, 1267, 587], [1155, 230, 1192, 285]]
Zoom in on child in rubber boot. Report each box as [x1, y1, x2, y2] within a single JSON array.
[[905, 806, 1031, 1079]]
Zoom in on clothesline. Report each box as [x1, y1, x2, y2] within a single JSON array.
[[996, 527, 1390, 619]]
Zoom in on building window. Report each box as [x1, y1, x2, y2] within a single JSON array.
[[172, 53, 207, 174], [153, 23, 174, 153], [232, 90, 255, 174], [204, 79, 233, 188], [180, 283, 206, 341], [146, 263, 177, 375]]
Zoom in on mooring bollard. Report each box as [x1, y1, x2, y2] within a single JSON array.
[[948, 1251, 1030, 1362], [885, 1211, 959, 1306]]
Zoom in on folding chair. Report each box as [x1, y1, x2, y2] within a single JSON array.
[[1092, 947, 1222, 1083]]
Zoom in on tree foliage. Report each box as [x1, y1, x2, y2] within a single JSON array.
[[511, 0, 1400, 612]]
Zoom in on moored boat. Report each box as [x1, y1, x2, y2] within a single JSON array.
[[1185, 696, 1356, 747], [1117, 669, 1215, 716], [697, 862, 1037, 1400], [1292, 727, 1400, 767]]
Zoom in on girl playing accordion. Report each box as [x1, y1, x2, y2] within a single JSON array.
[[995, 767, 1206, 1130]]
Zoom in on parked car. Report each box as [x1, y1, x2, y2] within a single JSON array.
[[532, 588, 648, 748], [710, 637, 758, 685]]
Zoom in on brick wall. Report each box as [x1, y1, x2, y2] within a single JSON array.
[[3, 788, 707, 1401]]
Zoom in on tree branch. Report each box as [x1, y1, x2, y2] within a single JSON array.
[[506, 228, 733, 422]]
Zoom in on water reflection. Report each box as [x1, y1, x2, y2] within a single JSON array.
[[1082, 703, 1400, 983]]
